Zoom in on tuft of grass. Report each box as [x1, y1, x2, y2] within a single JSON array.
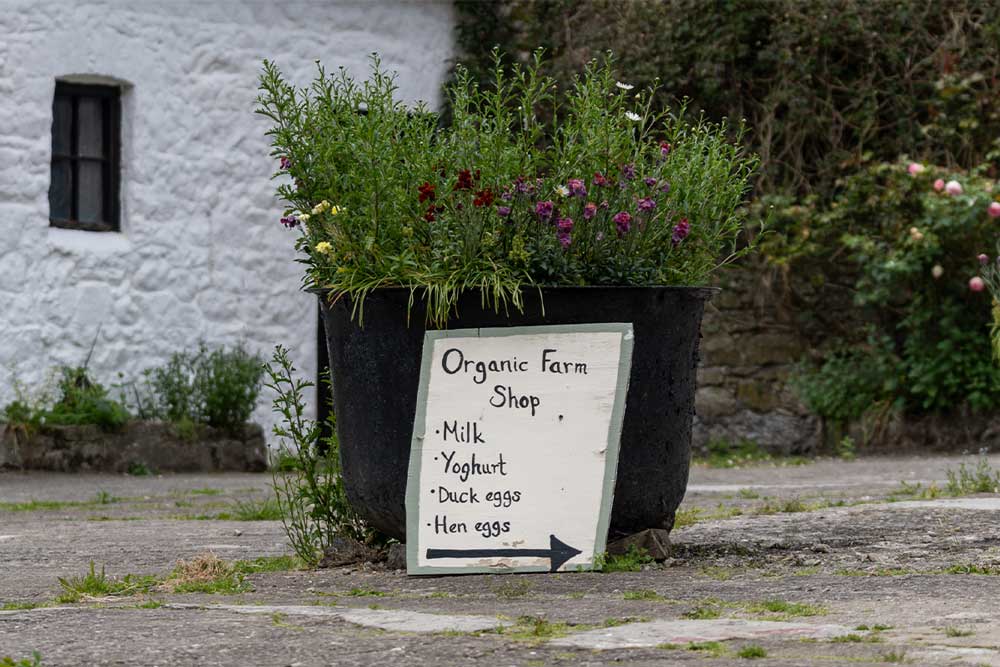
[[135, 599, 163, 609], [595, 545, 654, 572], [160, 553, 251, 595], [945, 457, 1000, 495], [880, 650, 906, 663], [683, 606, 722, 619], [189, 488, 223, 496], [700, 566, 734, 580], [93, 490, 119, 505], [231, 497, 283, 521], [657, 643, 682, 650], [347, 587, 387, 597], [1, 601, 45, 611], [1, 653, 42, 667], [687, 641, 727, 657], [941, 563, 1000, 576], [737, 488, 761, 499], [56, 562, 157, 603], [271, 611, 303, 631], [747, 599, 825, 618], [0, 500, 84, 512], [737, 644, 767, 659], [944, 626, 975, 637], [623, 589, 663, 601], [831, 633, 882, 643], [499, 616, 570, 643], [232, 555, 302, 574]]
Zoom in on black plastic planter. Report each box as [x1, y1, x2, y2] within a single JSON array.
[[319, 286, 715, 542]]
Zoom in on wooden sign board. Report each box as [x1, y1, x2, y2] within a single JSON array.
[[405, 323, 634, 575]]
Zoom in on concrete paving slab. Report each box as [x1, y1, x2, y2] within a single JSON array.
[[550, 618, 856, 650], [886, 497, 1000, 510], [171, 603, 510, 633]]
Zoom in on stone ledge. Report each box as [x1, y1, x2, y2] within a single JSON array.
[[0, 421, 267, 473]]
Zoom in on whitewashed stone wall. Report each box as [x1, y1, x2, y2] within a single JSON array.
[[0, 1, 456, 444]]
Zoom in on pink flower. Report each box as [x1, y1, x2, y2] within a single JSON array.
[[497, 206, 511, 218], [535, 200, 554, 221], [567, 179, 587, 198], [979, 254, 990, 265], [672, 218, 690, 245], [613, 211, 632, 237], [933, 178, 945, 192], [637, 197, 656, 212], [988, 202, 1000, 218], [583, 202, 597, 220], [279, 156, 292, 170], [970, 277, 986, 292], [659, 141, 671, 158], [557, 230, 572, 248], [907, 162, 925, 176], [945, 180, 963, 195], [557, 216, 574, 232], [592, 172, 609, 188]]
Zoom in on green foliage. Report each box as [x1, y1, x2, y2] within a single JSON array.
[[56, 562, 157, 603], [945, 456, 1000, 495], [144, 343, 264, 431], [231, 497, 283, 521], [265, 346, 380, 566], [454, 1, 1000, 197], [772, 159, 1000, 417], [3, 367, 130, 431], [257, 51, 757, 324], [737, 645, 767, 659], [0, 653, 41, 667], [596, 545, 654, 572], [698, 437, 772, 468]]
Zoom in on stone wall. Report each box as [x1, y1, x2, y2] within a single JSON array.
[[0, 1, 456, 444], [693, 268, 820, 455]]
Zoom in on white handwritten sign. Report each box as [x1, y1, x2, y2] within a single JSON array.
[[405, 323, 634, 575]]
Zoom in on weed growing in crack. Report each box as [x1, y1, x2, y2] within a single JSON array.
[[622, 589, 663, 601], [944, 626, 975, 637], [595, 545, 654, 572], [0, 653, 42, 667], [946, 457, 1000, 495], [737, 644, 767, 659], [56, 562, 157, 603], [747, 599, 826, 618], [492, 579, 531, 599]]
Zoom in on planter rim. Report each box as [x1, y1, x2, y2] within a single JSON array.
[[309, 284, 720, 299]]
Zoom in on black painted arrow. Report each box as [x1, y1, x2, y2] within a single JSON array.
[[426, 534, 582, 572]]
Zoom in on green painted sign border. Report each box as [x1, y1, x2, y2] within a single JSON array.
[[405, 322, 635, 576]]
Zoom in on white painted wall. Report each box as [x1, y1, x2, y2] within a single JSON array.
[[0, 1, 456, 443]]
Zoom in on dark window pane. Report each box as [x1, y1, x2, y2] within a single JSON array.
[[78, 161, 104, 223], [49, 159, 71, 220], [78, 97, 104, 158], [52, 96, 72, 155]]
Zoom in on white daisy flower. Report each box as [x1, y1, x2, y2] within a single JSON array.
[[615, 81, 634, 91], [555, 185, 570, 198], [624, 111, 642, 122]]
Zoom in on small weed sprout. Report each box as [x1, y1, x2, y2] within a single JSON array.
[[0, 653, 42, 667], [737, 644, 767, 659], [595, 545, 654, 572]]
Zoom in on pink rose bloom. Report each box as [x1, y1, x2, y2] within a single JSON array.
[[907, 162, 924, 176], [969, 277, 985, 292], [945, 180, 963, 195], [988, 202, 1000, 218], [933, 179, 945, 192]]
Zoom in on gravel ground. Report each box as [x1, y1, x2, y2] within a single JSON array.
[[3, 454, 1000, 666]]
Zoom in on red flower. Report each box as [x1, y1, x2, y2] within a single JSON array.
[[473, 189, 495, 207], [423, 205, 437, 222], [418, 182, 436, 203], [454, 169, 475, 191]]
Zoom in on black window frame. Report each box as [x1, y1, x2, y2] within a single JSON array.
[[49, 81, 121, 232]]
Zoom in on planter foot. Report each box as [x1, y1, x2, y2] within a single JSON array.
[[606, 528, 672, 561]]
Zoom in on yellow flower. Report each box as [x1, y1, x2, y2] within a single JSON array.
[[299, 213, 311, 222], [330, 205, 343, 216], [315, 241, 332, 255]]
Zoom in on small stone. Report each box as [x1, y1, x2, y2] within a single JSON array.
[[233, 529, 242, 537], [811, 543, 831, 553], [385, 543, 406, 570]]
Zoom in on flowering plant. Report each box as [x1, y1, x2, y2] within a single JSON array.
[[765, 157, 1000, 417], [256, 52, 756, 323]]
